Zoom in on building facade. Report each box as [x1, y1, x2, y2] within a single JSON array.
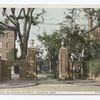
[[87, 16, 100, 42], [0, 29, 17, 60]]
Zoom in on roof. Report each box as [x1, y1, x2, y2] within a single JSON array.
[[0, 23, 15, 31]]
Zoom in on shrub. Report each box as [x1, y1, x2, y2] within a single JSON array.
[[88, 59, 100, 77]]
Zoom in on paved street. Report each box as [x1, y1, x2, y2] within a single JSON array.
[[0, 79, 100, 94], [0, 79, 38, 88]]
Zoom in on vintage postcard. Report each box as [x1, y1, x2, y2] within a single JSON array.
[[0, 4, 100, 95]]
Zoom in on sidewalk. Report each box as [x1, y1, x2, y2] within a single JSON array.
[[0, 79, 38, 89]]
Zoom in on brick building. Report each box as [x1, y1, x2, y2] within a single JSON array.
[[86, 16, 100, 42], [0, 29, 17, 60]]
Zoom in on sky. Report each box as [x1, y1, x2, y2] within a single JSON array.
[[28, 8, 66, 46]]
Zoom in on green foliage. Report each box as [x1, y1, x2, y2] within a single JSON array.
[[0, 28, 5, 36], [83, 8, 95, 16], [46, 73, 55, 79], [59, 9, 86, 60], [88, 59, 100, 76], [6, 48, 15, 60], [83, 8, 100, 25], [37, 31, 61, 73], [37, 8, 88, 73], [37, 8, 100, 74], [37, 31, 61, 59]]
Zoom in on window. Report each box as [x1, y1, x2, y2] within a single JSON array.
[[6, 52, 9, 59], [0, 42, 2, 48], [6, 42, 9, 48]]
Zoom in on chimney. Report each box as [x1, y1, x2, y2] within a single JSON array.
[[5, 19, 9, 25], [88, 16, 93, 30]]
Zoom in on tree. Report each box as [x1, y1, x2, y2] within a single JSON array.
[[59, 8, 86, 61], [83, 8, 100, 25], [37, 9, 87, 75], [35, 44, 44, 73], [83, 8, 100, 60], [37, 31, 61, 73], [0, 8, 45, 59]]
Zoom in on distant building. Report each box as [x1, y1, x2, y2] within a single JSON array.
[[85, 16, 100, 59], [0, 20, 17, 60], [86, 16, 100, 42]]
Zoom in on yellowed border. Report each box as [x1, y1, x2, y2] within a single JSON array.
[[0, 4, 100, 8]]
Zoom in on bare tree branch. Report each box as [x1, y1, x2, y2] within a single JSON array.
[[36, 24, 40, 30], [26, 22, 32, 41], [26, 8, 31, 17], [30, 8, 35, 17], [2, 8, 16, 26], [41, 16, 44, 23], [1, 8, 45, 59], [26, 8, 35, 41], [11, 8, 15, 15], [22, 8, 26, 17], [18, 8, 23, 19], [2, 8, 6, 16], [23, 19, 27, 39]]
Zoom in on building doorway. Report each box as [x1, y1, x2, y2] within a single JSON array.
[[11, 66, 20, 79]]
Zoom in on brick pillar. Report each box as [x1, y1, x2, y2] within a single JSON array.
[[58, 42, 69, 80], [0, 60, 2, 81], [26, 48, 37, 79]]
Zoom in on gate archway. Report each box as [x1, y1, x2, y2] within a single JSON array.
[[11, 65, 20, 79], [1, 60, 25, 80]]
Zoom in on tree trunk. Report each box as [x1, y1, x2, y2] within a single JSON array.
[[19, 38, 28, 59], [49, 60, 51, 73]]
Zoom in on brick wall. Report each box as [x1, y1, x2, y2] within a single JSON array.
[[1, 60, 25, 80], [0, 48, 37, 81], [0, 30, 16, 60]]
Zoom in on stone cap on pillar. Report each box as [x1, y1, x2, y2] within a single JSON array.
[[61, 41, 66, 49], [27, 48, 37, 55], [27, 48, 36, 51], [30, 39, 34, 48]]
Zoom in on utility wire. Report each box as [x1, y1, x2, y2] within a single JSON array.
[[39, 22, 86, 26]]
